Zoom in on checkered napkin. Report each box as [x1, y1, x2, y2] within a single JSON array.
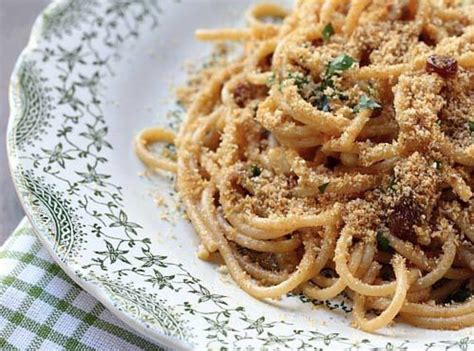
[[0, 219, 165, 351]]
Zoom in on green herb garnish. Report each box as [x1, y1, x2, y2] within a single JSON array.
[[377, 232, 390, 251], [325, 54, 356, 78], [354, 95, 382, 113], [322, 23, 335, 42], [318, 182, 330, 194], [287, 71, 309, 90], [317, 54, 355, 109], [469, 121, 474, 132], [250, 165, 262, 177], [291, 54, 356, 113], [306, 54, 356, 112]]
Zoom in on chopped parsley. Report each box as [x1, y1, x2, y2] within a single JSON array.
[[354, 95, 381, 113], [318, 182, 330, 194], [287, 71, 309, 90], [376, 231, 390, 251], [325, 54, 356, 78], [249, 165, 262, 177], [287, 55, 356, 113], [469, 121, 474, 132], [322, 23, 335, 42], [306, 54, 356, 112]]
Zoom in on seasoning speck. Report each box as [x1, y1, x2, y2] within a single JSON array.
[[377, 231, 390, 251], [318, 182, 330, 194], [250, 165, 262, 177], [322, 23, 335, 42]]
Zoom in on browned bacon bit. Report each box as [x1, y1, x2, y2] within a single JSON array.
[[388, 195, 423, 241], [426, 55, 458, 78]]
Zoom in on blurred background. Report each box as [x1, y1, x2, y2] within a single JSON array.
[[0, 0, 49, 243]]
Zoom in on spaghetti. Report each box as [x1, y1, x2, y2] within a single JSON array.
[[136, 0, 474, 332]]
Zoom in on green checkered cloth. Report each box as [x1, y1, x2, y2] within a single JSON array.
[[0, 219, 165, 350]]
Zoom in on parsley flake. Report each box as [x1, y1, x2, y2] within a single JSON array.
[[250, 165, 262, 177], [287, 71, 309, 89], [469, 121, 474, 132], [322, 23, 335, 42], [306, 55, 355, 112], [354, 95, 382, 113], [318, 182, 330, 194], [377, 232, 390, 251], [325, 54, 356, 78]]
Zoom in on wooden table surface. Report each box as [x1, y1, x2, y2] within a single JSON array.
[[0, 0, 50, 244]]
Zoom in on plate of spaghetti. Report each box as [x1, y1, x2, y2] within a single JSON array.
[[8, 0, 474, 349]]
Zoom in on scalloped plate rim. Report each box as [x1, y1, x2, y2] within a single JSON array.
[[6, 1, 188, 349]]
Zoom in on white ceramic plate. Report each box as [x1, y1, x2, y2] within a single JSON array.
[[7, 0, 473, 349]]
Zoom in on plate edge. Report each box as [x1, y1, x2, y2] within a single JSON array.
[[5, 1, 191, 349]]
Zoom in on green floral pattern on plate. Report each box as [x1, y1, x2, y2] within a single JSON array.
[[17, 169, 85, 259], [11, 61, 53, 151], [7, 0, 473, 349]]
